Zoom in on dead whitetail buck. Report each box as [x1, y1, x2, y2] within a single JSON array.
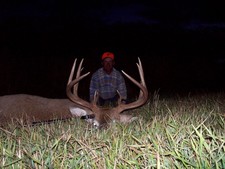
[[66, 57, 148, 128], [0, 58, 148, 128]]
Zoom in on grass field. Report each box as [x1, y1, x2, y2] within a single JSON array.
[[1, 92, 225, 168]]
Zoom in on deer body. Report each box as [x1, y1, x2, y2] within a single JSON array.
[[0, 58, 148, 128], [0, 94, 89, 125]]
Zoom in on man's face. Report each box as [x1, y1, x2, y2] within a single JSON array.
[[102, 57, 114, 74]]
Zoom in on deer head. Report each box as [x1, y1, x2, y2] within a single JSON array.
[[66, 58, 148, 128]]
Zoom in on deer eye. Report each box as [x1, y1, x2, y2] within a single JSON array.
[[80, 114, 95, 119]]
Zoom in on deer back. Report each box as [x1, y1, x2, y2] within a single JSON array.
[[0, 94, 79, 125]]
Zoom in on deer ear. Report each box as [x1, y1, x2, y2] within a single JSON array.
[[69, 107, 87, 116]]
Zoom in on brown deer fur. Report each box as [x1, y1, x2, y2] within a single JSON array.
[[0, 94, 90, 126]]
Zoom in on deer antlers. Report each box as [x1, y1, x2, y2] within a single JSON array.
[[119, 57, 148, 111], [66, 57, 148, 127]]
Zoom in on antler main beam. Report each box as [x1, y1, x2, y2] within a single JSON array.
[[66, 58, 92, 109], [119, 57, 148, 111]]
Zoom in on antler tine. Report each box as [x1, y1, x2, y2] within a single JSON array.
[[76, 58, 84, 78], [137, 57, 146, 87], [73, 58, 84, 94], [93, 91, 99, 105], [136, 57, 146, 98], [120, 57, 148, 111], [67, 58, 85, 95], [67, 58, 77, 85]]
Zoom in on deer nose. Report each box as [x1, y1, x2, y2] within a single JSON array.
[[93, 120, 100, 128]]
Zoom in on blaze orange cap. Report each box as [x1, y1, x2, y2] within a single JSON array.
[[101, 52, 114, 60]]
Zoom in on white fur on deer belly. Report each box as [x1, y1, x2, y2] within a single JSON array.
[[69, 107, 87, 116]]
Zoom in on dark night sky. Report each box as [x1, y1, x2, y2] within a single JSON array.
[[1, 1, 225, 99]]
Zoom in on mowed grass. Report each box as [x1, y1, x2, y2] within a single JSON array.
[[0, 92, 225, 168]]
